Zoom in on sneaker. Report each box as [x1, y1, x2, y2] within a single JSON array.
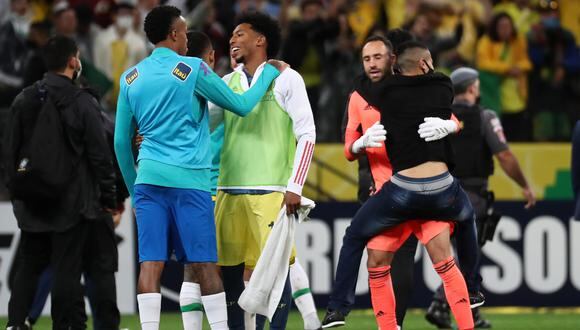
[[473, 307, 492, 328], [321, 310, 346, 328], [24, 317, 33, 330], [470, 291, 486, 309], [425, 300, 453, 329]]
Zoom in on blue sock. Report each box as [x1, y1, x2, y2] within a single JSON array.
[[256, 314, 266, 330], [221, 264, 245, 330], [270, 274, 293, 330]]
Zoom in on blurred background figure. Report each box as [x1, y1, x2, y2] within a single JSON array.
[[527, 0, 580, 141], [0, 0, 31, 107], [476, 11, 532, 141], [93, 0, 147, 111], [52, 2, 78, 38], [21, 21, 51, 87]]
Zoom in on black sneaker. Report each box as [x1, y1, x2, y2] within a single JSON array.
[[473, 307, 492, 328], [470, 291, 486, 309], [425, 300, 453, 329], [321, 310, 346, 328]]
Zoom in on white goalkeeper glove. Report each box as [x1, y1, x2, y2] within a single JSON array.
[[418, 117, 459, 142], [351, 121, 387, 154]]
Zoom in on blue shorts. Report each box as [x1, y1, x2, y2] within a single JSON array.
[[134, 184, 217, 263]]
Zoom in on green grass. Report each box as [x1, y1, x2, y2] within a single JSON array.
[[3, 308, 579, 329]]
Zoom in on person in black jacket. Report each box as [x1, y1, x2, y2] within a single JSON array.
[[3, 35, 117, 330], [426, 67, 535, 329]]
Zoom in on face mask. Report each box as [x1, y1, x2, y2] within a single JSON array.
[[116, 15, 134, 30], [393, 63, 402, 75], [542, 16, 560, 29], [422, 60, 434, 74], [72, 58, 82, 80], [11, 13, 30, 39]]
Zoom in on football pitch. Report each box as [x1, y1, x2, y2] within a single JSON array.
[[3, 308, 579, 329]]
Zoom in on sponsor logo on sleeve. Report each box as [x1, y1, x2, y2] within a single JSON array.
[[173, 62, 192, 81], [125, 68, 139, 85]]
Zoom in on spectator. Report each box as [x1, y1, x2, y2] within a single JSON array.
[[527, 0, 580, 141], [1, 0, 9, 24], [281, 0, 340, 135], [136, 0, 159, 36], [345, 0, 380, 47], [559, 0, 580, 45], [0, 0, 31, 107], [3, 35, 117, 330], [52, 2, 78, 38], [493, 0, 540, 36], [93, 0, 147, 110], [476, 12, 532, 141], [451, 0, 490, 66], [22, 21, 51, 88], [75, 4, 102, 64], [404, 10, 463, 66], [186, 0, 229, 72]]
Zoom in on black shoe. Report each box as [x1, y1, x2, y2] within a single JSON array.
[[25, 317, 34, 330], [6, 325, 30, 330], [473, 307, 492, 328], [321, 310, 346, 328], [425, 300, 453, 329], [470, 291, 486, 308]]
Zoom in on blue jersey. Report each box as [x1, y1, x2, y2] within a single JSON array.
[[114, 47, 280, 198]]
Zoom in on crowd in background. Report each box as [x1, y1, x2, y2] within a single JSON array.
[[1, 0, 580, 142]]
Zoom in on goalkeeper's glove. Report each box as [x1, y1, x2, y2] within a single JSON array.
[[418, 117, 459, 142], [351, 121, 387, 154]]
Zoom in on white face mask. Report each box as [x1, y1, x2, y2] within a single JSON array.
[[73, 58, 83, 80], [11, 13, 30, 39], [116, 15, 134, 30]]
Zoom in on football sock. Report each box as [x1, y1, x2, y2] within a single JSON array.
[[368, 266, 398, 330], [434, 257, 474, 330], [137, 293, 161, 330], [290, 261, 321, 330], [202, 292, 228, 330], [180, 282, 203, 330]]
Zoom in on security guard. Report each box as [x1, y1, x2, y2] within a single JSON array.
[[425, 67, 536, 329]]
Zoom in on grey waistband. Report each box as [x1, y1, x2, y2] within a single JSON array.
[[391, 172, 454, 194]]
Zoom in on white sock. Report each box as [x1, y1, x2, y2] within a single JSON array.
[[202, 292, 228, 330], [290, 261, 321, 330], [180, 282, 203, 330], [137, 293, 161, 330], [244, 281, 256, 330]]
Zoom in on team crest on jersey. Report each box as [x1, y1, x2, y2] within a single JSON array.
[[173, 62, 192, 81], [125, 68, 138, 85]]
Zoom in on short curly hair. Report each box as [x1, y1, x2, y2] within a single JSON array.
[[236, 12, 281, 59], [144, 5, 181, 45]]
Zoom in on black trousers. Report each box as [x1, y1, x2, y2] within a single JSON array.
[[8, 221, 88, 329], [83, 217, 120, 330]]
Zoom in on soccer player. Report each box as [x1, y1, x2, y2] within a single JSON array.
[[179, 30, 216, 330], [210, 12, 316, 330], [327, 41, 475, 330], [114, 6, 286, 330]]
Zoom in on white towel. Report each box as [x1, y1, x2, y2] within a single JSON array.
[[238, 197, 315, 320]]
